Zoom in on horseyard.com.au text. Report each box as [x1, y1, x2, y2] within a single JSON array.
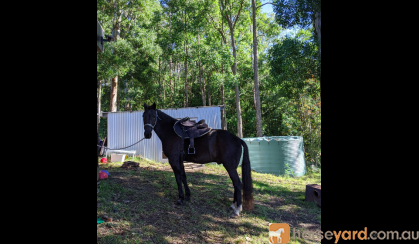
[[292, 227, 419, 243], [269, 226, 419, 243]]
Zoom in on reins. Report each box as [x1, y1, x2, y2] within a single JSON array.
[[97, 137, 146, 150], [97, 110, 161, 151]]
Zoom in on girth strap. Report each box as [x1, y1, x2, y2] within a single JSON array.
[[180, 126, 186, 163]]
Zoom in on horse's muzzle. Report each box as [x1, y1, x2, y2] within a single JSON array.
[[144, 132, 152, 139]]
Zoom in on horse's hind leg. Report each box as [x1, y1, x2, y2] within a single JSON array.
[[229, 183, 238, 211], [225, 167, 242, 217]]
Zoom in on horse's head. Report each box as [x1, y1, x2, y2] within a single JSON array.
[[143, 102, 157, 139]]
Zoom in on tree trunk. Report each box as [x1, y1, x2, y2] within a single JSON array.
[[250, 24, 253, 70], [110, 12, 121, 112], [184, 10, 188, 108], [129, 81, 133, 111], [228, 23, 243, 138], [219, 0, 245, 137], [314, 10, 321, 97], [188, 76, 192, 107], [158, 55, 162, 103], [184, 42, 188, 107], [252, 0, 263, 137], [163, 77, 165, 106], [110, 76, 118, 112], [207, 79, 211, 106], [125, 81, 129, 111], [97, 80, 102, 133], [198, 34, 206, 106], [177, 62, 180, 93], [221, 84, 227, 130], [221, 16, 227, 131], [117, 82, 121, 111], [314, 11, 321, 59], [169, 10, 173, 90], [169, 56, 173, 103]]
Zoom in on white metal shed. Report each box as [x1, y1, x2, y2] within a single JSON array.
[[105, 106, 222, 163]]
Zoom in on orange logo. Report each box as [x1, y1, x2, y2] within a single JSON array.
[[269, 223, 290, 244]]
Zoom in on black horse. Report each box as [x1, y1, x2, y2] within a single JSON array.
[[142, 103, 253, 217]]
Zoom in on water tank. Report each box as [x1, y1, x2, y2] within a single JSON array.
[[240, 136, 306, 177]]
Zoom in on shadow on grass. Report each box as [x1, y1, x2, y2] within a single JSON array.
[[97, 163, 320, 244]]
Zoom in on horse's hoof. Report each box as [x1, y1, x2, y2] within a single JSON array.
[[176, 199, 183, 205], [230, 212, 240, 218]]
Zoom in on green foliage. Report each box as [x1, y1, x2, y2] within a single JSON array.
[[98, 118, 107, 139], [284, 163, 295, 177], [266, 32, 321, 166], [269, 35, 319, 98], [97, 39, 136, 80], [272, 0, 321, 29], [97, 0, 321, 167]]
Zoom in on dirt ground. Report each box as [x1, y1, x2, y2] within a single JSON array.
[[97, 160, 321, 244]]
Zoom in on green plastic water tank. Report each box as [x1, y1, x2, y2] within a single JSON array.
[[240, 136, 306, 177]]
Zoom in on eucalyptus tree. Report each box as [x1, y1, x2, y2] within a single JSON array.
[[272, 0, 320, 54], [203, 0, 251, 137], [272, 0, 321, 96], [251, 0, 263, 136], [97, 0, 161, 111], [268, 29, 321, 165]]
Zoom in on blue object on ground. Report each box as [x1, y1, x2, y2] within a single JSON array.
[[100, 170, 109, 176]]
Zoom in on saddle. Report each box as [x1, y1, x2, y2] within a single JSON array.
[[173, 117, 212, 154]]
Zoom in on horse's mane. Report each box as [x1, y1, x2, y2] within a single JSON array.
[[156, 109, 177, 124]]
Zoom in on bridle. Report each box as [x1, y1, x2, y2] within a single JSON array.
[[144, 110, 161, 130]]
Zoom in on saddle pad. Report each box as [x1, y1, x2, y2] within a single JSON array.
[[173, 120, 212, 139]]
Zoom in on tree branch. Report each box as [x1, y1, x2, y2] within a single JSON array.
[[262, 106, 274, 115], [121, 12, 136, 39], [256, 2, 275, 9], [233, 0, 246, 30], [219, 0, 231, 29], [205, 15, 227, 44]]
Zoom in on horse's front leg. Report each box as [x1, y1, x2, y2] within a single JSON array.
[[179, 158, 191, 201], [169, 156, 185, 205]]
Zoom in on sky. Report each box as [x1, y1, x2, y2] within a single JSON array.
[[260, 2, 274, 15], [259, 2, 299, 39]]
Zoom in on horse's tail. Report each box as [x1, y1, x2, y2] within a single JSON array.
[[241, 139, 254, 211]]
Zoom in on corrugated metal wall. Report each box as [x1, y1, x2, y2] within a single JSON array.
[[107, 106, 221, 163]]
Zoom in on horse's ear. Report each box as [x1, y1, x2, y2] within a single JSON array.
[[151, 102, 156, 110], [143, 103, 147, 110]]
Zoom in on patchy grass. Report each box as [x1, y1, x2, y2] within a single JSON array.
[[97, 157, 321, 243]]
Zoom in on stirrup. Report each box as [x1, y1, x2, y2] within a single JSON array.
[[188, 145, 195, 154]]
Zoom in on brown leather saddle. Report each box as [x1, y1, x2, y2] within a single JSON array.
[[173, 117, 212, 154]]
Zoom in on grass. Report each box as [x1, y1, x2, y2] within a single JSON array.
[[97, 156, 321, 244]]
